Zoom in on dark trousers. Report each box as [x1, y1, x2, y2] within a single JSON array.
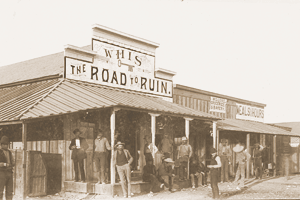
[[73, 158, 85, 182], [179, 161, 188, 180], [143, 174, 161, 192], [157, 175, 173, 190], [254, 159, 263, 179], [0, 171, 13, 200], [210, 169, 220, 199], [220, 156, 229, 182]]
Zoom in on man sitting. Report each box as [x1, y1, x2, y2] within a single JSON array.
[[157, 158, 177, 192], [142, 160, 159, 197], [190, 157, 209, 188]]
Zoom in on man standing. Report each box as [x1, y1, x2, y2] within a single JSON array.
[[160, 133, 173, 158], [253, 143, 264, 179], [69, 129, 89, 182], [113, 141, 133, 198], [0, 136, 14, 200], [94, 129, 111, 184], [232, 143, 251, 190], [218, 139, 231, 183], [207, 147, 222, 199], [144, 135, 153, 164], [177, 137, 192, 180]]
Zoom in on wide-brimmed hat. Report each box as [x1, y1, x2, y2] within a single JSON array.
[[164, 158, 174, 163], [0, 136, 9, 145], [233, 144, 244, 153], [73, 128, 82, 134], [182, 137, 187, 141], [115, 141, 125, 148]]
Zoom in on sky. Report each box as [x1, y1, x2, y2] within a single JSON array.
[[0, 0, 299, 123]]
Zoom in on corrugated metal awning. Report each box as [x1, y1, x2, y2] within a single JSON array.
[[1, 79, 220, 121], [0, 79, 62, 122], [218, 118, 300, 137]]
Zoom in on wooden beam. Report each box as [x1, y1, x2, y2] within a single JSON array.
[[213, 121, 217, 148], [184, 117, 193, 180], [273, 135, 276, 177], [110, 108, 116, 191], [216, 130, 220, 154], [22, 122, 27, 200], [0, 120, 22, 126], [149, 113, 160, 161], [246, 133, 250, 179]]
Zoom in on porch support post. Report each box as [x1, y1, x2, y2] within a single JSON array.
[[273, 135, 276, 177], [216, 130, 220, 154], [213, 121, 217, 148], [246, 133, 250, 179], [149, 113, 160, 160], [184, 117, 193, 180], [110, 108, 117, 187], [22, 122, 27, 200]]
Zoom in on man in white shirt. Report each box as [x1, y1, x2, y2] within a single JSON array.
[[94, 129, 111, 184], [177, 137, 192, 181]]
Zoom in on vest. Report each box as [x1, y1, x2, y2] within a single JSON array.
[[116, 150, 128, 166], [0, 149, 13, 172]]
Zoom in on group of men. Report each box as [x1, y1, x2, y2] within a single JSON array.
[[0, 128, 267, 200]]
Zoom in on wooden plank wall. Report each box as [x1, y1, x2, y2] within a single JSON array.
[[173, 94, 237, 119]]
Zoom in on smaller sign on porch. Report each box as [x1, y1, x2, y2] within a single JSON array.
[[209, 97, 227, 113], [236, 103, 264, 122]]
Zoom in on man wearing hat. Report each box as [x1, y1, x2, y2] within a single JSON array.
[[207, 147, 221, 199], [159, 133, 173, 158], [218, 139, 232, 183], [253, 143, 264, 179], [113, 141, 133, 198], [232, 142, 251, 190], [69, 129, 89, 182], [0, 136, 14, 200], [144, 135, 153, 164], [94, 129, 111, 184], [157, 158, 176, 192], [177, 136, 192, 181]]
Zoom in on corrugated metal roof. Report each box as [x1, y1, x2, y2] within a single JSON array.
[[0, 45, 92, 86], [0, 79, 62, 121], [18, 79, 220, 121], [218, 118, 300, 136]]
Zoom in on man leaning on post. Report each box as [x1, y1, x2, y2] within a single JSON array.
[[0, 136, 14, 200], [113, 141, 133, 198]]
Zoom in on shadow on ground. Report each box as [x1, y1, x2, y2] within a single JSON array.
[[220, 177, 276, 199]]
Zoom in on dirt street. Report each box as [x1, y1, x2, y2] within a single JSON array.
[[17, 175, 300, 200]]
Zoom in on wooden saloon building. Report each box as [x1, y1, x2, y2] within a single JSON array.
[[0, 25, 299, 199], [0, 25, 220, 198], [173, 84, 300, 178]]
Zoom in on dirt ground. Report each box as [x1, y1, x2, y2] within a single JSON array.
[[15, 175, 300, 200]]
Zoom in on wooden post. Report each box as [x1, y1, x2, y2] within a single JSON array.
[[246, 133, 250, 179], [149, 113, 160, 161], [184, 117, 193, 180], [216, 130, 220, 154], [213, 121, 217, 148], [297, 140, 299, 172], [110, 108, 116, 197], [22, 122, 27, 200], [273, 135, 276, 177]]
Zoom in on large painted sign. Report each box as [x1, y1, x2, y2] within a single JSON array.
[[236, 103, 264, 122], [209, 97, 227, 113], [65, 39, 172, 98]]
